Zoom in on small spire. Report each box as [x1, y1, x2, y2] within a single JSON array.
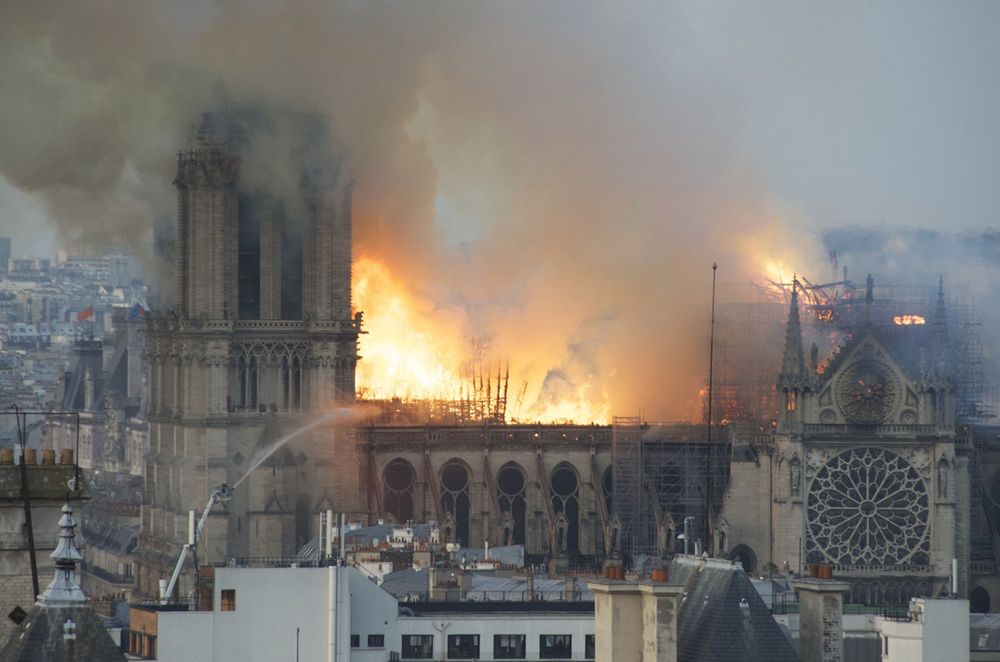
[[37, 502, 87, 606], [778, 279, 807, 388]]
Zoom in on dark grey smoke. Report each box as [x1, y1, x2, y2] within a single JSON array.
[[2, 1, 999, 420]]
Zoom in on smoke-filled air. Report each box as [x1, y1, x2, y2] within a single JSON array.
[[4, 1, 1000, 422]]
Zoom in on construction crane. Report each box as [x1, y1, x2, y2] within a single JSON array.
[[159, 483, 233, 604]]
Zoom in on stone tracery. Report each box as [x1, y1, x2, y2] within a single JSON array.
[[806, 447, 929, 567]]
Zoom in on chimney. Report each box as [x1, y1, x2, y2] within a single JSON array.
[[588, 579, 683, 662], [458, 570, 472, 600], [791, 577, 850, 662], [565, 575, 577, 601]]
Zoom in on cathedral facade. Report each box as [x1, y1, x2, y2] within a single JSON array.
[[136, 115, 362, 595], [720, 281, 970, 604], [136, 117, 979, 606]]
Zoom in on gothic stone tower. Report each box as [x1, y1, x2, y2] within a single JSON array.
[[137, 113, 363, 596], [721, 278, 969, 604]]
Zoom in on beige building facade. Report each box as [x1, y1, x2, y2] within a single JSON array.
[[136, 113, 361, 596]]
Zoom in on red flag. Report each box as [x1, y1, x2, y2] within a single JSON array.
[[77, 307, 94, 322]]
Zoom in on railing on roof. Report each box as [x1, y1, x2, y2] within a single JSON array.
[[830, 564, 931, 575], [80, 560, 135, 586], [221, 556, 336, 568], [770, 595, 916, 617], [801, 424, 940, 436]]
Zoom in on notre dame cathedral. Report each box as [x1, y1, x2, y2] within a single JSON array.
[[136, 111, 363, 594], [719, 278, 974, 605], [138, 110, 996, 612]]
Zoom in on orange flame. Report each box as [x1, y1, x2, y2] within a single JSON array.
[[353, 257, 468, 400], [352, 256, 609, 423], [893, 314, 926, 326]]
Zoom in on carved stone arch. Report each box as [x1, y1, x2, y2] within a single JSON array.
[[728, 544, 758, 573], [971, 585, 992, 613]]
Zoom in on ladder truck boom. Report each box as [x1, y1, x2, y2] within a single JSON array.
[[160, 483, 232, 603]]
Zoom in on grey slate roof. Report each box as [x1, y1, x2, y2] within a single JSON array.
[[0, 606, 125, 662], [667, 556, 799, 662]]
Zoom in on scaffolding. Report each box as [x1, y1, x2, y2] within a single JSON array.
[[612, 416, 647, 558], [611, 420, 730, 562], [705, 278, 994, 425]]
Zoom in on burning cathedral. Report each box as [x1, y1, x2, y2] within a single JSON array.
[[136, 110, 363, 594], [137, 108, 997, 612]]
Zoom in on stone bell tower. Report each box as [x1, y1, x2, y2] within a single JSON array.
[[137, 109, 363, 597]]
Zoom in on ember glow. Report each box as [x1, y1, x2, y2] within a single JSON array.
[[893, 315, 926, 326]]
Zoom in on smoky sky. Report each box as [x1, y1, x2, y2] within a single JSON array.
[[2, 1, 1000, 419]]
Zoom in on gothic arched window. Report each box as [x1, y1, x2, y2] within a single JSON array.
[[497, 463, 527, 546], [383, 459, 416, 524], [440, 461, 471, 547], [550, 464, 580, 554]]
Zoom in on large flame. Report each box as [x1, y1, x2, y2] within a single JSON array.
[[352, 256, 609, 423], [353, 257, 468, 400]]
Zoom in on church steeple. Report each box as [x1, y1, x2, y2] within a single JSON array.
[[778, 278, 807, 390], [36, 502, 86, 607]]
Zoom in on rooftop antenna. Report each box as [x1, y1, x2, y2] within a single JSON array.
[[705, 262, 718, 556]]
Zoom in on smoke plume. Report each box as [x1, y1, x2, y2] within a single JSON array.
[[4, 2, 992, 420]]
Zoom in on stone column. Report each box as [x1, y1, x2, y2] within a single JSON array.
[[792, 577, 850, 662]]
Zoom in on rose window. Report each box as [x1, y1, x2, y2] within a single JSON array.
[[836, 361, 897, 424], [806, 447, 929, 567]]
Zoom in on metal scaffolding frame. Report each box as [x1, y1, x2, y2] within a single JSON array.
[[611, 420, 730, 562]]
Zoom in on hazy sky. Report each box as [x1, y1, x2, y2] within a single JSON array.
[[5, 2, 999, 253], [2, 1, 998, 417]]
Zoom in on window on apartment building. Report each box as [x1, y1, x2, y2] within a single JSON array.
[[585, 635, 595, 659], [368, 634, 385, 648], [220, 590, 236, 611], [447, 634, 479, 659], [540, 635, 572, 659], [494, 634, 526, 659], [402, 635, 433, 659], [350, 635, 360, 648]]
